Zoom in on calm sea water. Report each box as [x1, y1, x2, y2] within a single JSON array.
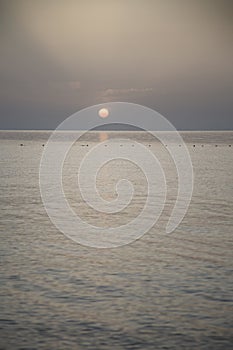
[[0, 131, 233, 349]]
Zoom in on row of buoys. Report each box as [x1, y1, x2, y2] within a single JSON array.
[[19, 143, 232, 147], [20, 144, 45, 146], [191, 144, 232, 147], [79, 144, 232, 147]]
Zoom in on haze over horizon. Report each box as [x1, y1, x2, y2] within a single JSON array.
[[1, 0, 233, 130]]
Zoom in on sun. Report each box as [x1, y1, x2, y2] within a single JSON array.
[[98, 108, 109, 118]]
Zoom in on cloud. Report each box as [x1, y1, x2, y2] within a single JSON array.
[[67, 81, 81, 90], [50, 80, 81, 90], [103, 88, 153, 96], [99, 87, 153, 102]]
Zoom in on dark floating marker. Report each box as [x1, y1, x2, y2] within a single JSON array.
[[229, 145, 231, 147], [104, 144, 107, 147], [201, 145, 204, 147], [42, 144, 44, 147], [20, 143, 24, 146], [193, 145, 195, 147], [215, 145, 218, 147], [148, 144, 151, 147]]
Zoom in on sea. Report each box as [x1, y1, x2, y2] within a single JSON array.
[[0, 131, 233, 349]]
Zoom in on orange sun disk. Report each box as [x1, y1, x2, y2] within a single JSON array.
[[98, 108, 109, 118]]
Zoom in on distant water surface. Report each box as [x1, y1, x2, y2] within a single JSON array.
[[0, 131, 233, 349]]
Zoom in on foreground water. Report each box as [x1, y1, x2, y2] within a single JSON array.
[[0, 131, 233, 349]]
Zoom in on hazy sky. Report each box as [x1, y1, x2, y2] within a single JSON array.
[[0, 0, 232, 129]]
